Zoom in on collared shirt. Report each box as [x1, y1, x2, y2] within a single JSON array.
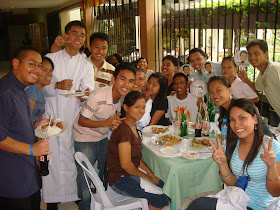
[[87, 56, 115, 89], [73, 85, 122, 142], [255, 61, 280, 117], [231, 76, 258, 100], [0, 71, 40, 198]]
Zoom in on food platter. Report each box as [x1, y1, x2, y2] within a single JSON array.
[[160, 147, 181, 157], [151, 133, 182, 146], [35, 121, 68, 138], [60, 90, 89, 97], [189, 137, 216, 152], [143, 125, 169, 135]]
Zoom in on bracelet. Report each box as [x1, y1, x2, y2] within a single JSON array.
[[146, 169, 153, 173], [30, 144, 33, 156], [219, 170, 231, 178], [266, 176, 279, 182]]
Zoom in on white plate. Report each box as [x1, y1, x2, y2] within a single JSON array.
[[189, 137, 216, 152], [160, 146, 180, 157], [142, 125, 169, 135], [35, 121, 68, 138], [60, 90, 87, 97], [181, 151, 200, 159], [151, 133, 182, 146]]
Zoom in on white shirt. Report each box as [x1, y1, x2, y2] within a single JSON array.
[[231, 76, 258, 100], [167, 93, 201, 122]]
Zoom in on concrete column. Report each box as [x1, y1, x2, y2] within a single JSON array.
[[83, 7, 93, 47], [139, 0, 156, 71]]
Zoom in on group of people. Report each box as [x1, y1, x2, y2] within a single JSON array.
[[0, 18, 280, 210]]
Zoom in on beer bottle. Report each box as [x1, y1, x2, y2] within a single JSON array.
[[39, 155, 49, 176], [195, 112, 202, 137], [180, 107, 188, 137]]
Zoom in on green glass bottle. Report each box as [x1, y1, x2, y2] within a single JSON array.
[[180, 108, 187, 137]]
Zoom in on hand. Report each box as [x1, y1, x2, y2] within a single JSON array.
[[109, 115, 125, 130], [56, 79, 73, 90], [238, 69, 249, 83], [210, 138, 227, 165], [260, 137, 276, 168], [33, 138, 51, 156], [54, 34, 71, 48], [145, 174, 159, 185]]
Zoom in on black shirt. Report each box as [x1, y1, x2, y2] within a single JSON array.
[[150, 97, 169, 126]]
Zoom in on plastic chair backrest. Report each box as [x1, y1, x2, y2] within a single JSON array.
[[74, 152, 113, 207]]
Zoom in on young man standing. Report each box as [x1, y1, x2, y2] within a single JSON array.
[[0, 47, 50, 209], [188, 48, 222, 83], [42, 21, 94, 207], [73, 63, 135, 210], [239, 39, 280, 119], [87, 32, 115, 89]]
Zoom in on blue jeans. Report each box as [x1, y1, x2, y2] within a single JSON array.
[[112, 175, 169, 208], [74, 138, 109, 210]]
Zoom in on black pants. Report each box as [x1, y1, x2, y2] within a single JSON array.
[[0, 190, 41, 210]]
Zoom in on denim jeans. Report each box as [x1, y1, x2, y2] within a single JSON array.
[[112, 175, 169, 208], [74, 138, 109, 210]]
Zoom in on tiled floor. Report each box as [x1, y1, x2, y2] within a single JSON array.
[[40, 188, 222, 210]]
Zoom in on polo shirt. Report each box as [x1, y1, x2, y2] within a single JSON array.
[[87, 56, 115, 89], [255, 61, 280, 117], [73, 85, 122, 142], [0, 71, 40, 198], [231, 76, 258, 100]]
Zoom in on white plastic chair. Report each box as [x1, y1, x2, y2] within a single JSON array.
[[74, 152, 149, 210]]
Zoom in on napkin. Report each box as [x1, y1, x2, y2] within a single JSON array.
[[140, 178, 164, 195], [209, 113, 221, 134]]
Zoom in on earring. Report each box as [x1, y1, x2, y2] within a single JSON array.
[[254, 124, 257, 130]]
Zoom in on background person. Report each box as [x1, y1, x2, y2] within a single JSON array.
[[107, 91, 169, 210], [221, 56, 259, 103], [136, 57, 154, 81], [147, 72, 169, 126], [161, 55, 179, 95], [187, 98, 280, 210]]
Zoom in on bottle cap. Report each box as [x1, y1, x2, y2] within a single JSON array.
[[223, 118, 227, 122]]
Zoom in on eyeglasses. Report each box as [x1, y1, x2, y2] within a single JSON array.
[[19, 59, 43, 70]]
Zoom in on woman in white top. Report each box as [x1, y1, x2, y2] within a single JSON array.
[[221, 56, 259, 103], [137, 57, 154, 81]]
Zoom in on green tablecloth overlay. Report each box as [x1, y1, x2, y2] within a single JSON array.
[[142, 139, 223, 209]]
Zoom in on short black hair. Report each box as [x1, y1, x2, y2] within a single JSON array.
[[222, 56, 237, 67], [42, 56, 54, 70], [135, 68, 145, 74], [189, 48, 208, 59], [246, 39, 268, 53], [13, 46, 40, 60], [173, 72, 188, 84], [137, 57, 148, 64], [113, 53, 123, 64], [65, 20, 86, 34], [162, 55, 179, 67], [113, 62, 136, 78], [89, 32, 109, 45]]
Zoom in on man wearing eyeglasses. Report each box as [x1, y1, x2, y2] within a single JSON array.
[[0, 46, 51, 209], [42, 20, 94, 208]]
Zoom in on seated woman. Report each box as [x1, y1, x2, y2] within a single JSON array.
[[147, 72, 169, 126], [106, 91, 169, 210], [208, 75, 274, 137], [221, 56, 259, 103], [187, 98, 280, 210], [26, 56, 54, 122]]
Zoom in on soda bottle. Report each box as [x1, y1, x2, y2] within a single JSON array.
[[180, 108, 188, 137], [195, 112, 202, 137], [202, 108, 210, 136], [173, 106, 181, 136], [39, 155, 49, 176], [208, 100, 215, 122], [220, 118, 228, 148]]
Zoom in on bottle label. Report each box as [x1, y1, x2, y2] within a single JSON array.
[[195, 125, 201, 129], [203, 122, 209, 127], [39, 155, 49, 162], [175, 122, 181, 126], [221, 128, 227, 136]]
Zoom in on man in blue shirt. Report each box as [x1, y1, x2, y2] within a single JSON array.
[[0, 46, 51, 209]]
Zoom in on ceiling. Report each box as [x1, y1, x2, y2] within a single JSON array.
[[0, 0, 74, 9]]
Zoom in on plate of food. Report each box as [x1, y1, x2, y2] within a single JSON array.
[[60, 90, 89, 97], [160, 147, 180, 157], [181, 151, 200, 160], [189, 137, 216, 152], [35, 121, 68, 138], [142, 125, 169, 135], [151, 133, 182, 146]]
